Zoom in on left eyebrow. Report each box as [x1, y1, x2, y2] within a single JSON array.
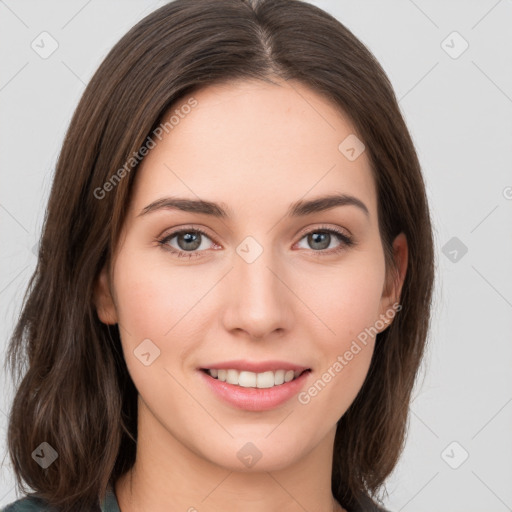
[[137, 193, 370, 219], [288, 193, 369, 218]]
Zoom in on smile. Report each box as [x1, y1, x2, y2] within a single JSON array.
[[202, 368, 309, 388]]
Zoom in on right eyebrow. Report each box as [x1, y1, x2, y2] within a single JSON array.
[[137, 197, 230, 218]]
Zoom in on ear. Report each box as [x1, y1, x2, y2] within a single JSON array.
[[93, 265, 118, 325], [377, 232, 408, 332]]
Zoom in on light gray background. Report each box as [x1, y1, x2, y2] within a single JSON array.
[[1, 1, 511, 511]]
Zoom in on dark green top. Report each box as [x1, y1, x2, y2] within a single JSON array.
[[1, 485, 390, 512], [1, 485, 120, 512]]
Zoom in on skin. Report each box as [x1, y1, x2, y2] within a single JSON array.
[[94, 78, 408, 512]]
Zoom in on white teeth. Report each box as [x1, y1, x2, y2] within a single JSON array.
[[227, 369, 238, 385], [239, 371, 256, 387], [274, 369, 285, 385], [256, 371, 274, 388], [206, 368, 306, 388]]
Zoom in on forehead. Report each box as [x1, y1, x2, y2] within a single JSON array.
[[130, 79, 378, 222]]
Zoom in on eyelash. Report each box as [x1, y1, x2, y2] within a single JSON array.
[[156, 225, 355, 260]]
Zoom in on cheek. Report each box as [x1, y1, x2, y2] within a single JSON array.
[[113, 252, 199, 335], [294, 252, 385, 397], [111, 255, 207, 402], [297, 253, 386, 344], [111, 252, 197, 377]]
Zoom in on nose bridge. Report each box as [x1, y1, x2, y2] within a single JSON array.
[[222, 235, 292, 337]]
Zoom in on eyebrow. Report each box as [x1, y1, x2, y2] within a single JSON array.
[[137, 193, 369, 219]]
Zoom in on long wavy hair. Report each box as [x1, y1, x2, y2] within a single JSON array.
[[4, 0, 436, 510]]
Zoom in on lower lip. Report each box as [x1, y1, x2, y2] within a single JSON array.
[[199, 369, 311, 411]]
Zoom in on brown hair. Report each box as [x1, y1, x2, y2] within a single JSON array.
[[4, 0, 435, 510]]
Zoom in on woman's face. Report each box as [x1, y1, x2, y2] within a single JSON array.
[[95, 79, 407, 472]]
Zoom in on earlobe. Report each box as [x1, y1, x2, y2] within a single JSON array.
[[93, 266, 118, 325], [378, 232, 408, 330]]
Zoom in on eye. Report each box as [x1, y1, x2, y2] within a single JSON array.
[[157, 225, 355, 260], [157, 227, 218, 259], [295, 226, 354, 255]]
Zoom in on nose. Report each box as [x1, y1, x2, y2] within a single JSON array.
[[221, 243, 294, 340]]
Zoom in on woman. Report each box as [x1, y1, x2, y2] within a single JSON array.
[[2, 0, 435, 511]]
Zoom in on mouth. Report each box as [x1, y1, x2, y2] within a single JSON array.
[[198, 365, 313, 411], [200, 368, 311, 389]]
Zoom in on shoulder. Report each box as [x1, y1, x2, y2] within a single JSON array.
[[1, 494, 55, 512], [2, 484, 118, 512]]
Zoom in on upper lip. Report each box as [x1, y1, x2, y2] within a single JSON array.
[[199, 360, 311, 373]]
